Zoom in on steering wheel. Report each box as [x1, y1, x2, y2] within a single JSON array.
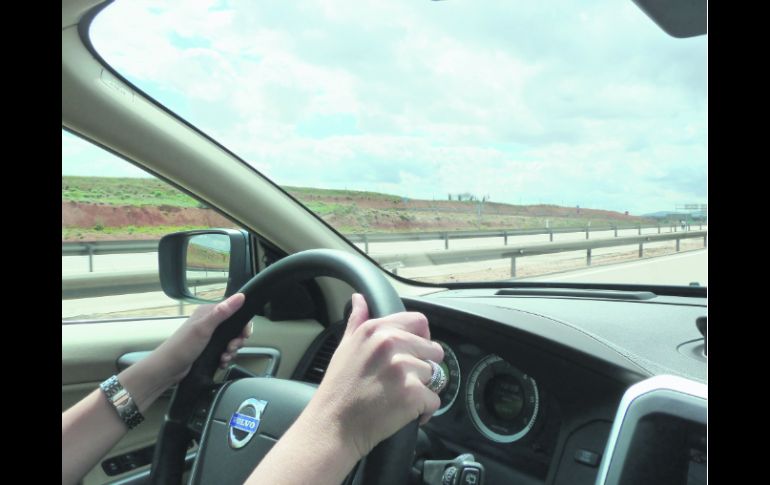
[[149, 248, 417, 485]]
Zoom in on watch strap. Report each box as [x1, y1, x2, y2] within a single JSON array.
[[99, 375, 145, 429]]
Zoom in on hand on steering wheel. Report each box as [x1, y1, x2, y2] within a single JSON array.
[[150, 293, 250, 385], [152, 248, 436, 485], [313, 293, 444, 458]]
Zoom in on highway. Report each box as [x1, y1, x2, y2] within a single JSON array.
[[518, 249, 708, 287], [61, 226, 702, 274], [62, 226, 707, 319]]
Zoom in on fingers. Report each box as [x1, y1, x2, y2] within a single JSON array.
[[220, 353, 234, 369], [373, 329, 443, 364], [345, 293, 370, 337], [395, 355, 434, 386], [385, 355, 442, 426], [196, 292, 246, 337], [241, 321, 254, 340], [218, 312, 252, 369], [418, 385, 442, 425], [212, 293, 246, 325], [400, 370, 442, 426], [227, 338, 245, 353], [219, 339, 242, 369], [360, 311, 431, 340]]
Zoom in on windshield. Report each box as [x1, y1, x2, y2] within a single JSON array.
[[77, 0, 706, 287]]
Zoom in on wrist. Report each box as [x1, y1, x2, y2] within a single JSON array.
[[246, 399, 361, 485], [99, 376, 144, 429], [118, 353, 176, 413], [295, 399, 362, 467]]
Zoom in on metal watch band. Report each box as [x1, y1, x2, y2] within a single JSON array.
[[99, 375, 145, 429]]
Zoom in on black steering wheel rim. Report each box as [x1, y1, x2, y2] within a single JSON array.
[[150, 248, 417, 485]]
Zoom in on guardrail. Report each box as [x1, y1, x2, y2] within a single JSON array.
[[62, 240, 160, 272], [62, 231, 706, 299], [62, 223, 706, 269], [376, 230, 706, 277], [347, 223, 703, 252], [61, 272, 227, 300]]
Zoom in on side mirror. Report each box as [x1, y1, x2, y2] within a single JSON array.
[[159, 229, 254, 303]]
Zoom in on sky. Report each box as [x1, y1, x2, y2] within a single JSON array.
[[63, 0, 707, 215]]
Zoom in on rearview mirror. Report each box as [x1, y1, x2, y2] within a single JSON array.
[[159, 229, 254, 303]]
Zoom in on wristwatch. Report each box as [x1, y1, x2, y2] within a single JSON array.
[[99, 375, 145, 429]]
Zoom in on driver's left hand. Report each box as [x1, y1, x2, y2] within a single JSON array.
[[152, 292, 249, 385]]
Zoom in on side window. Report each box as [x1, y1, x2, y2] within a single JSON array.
[[62, 130, 243, 322]]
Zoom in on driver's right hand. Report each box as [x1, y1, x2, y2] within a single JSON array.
[[308, 293, 444, 460]]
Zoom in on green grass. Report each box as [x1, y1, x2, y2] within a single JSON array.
[[303, 201, 345, 215], [62, 177, 404, 208], [62, 225, 209, 240], [283, 185, 402, 202], [62, 176, 201, 207], [62, 176, 662, 239]]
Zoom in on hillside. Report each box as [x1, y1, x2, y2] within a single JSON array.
[[62, 176, 655, 241]]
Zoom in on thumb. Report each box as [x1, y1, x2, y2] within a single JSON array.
[[207, 292, 246, 332], [345, 293, 369, 336]]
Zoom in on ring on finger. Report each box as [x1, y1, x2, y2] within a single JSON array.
[[424, 359, 447, 393]]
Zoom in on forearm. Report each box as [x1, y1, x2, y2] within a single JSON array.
[[61, 357, 175, 485], [62, 389, 127, 485], [244, 401, 360, 485]]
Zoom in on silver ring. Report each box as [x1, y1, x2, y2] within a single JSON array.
[[425, 360, 447, 393]]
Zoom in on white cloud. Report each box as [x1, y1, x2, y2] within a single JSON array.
[[84, 0, 707, 214]]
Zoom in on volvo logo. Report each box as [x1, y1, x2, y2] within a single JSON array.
[[228, 398, 268, 449]]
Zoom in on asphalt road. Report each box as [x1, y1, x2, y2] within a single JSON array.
[[61, 226, 705, 275], [354, 226, 697, 255], [518, 249, 708, 286], [62, 226, 707, 319]]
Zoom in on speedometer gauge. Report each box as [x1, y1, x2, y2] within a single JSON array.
[[433, 341, 461, 416], [466, 354, 539, 443]]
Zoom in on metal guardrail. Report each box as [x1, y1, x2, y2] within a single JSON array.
[[61, 223, 706, 266], [375, 231, 707, 277], [347, 225, 666, 251], [62, 231, 707, 298], [62, 240, 159, 272], [62, 239, 160, 256], [62, 272, 227, 300]]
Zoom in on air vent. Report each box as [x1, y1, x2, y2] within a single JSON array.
[[303, 331, 341, 384]]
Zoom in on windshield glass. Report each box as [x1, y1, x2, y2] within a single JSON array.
[[80, 0, 707, 287]]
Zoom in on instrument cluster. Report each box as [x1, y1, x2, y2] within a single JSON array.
[[432, 339, 544, 445]]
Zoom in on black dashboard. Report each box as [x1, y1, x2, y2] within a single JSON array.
[[294, 285, 707, 485], [404, 287, 706, 485]]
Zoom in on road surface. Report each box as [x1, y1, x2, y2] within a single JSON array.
[[518, 249, 707, 287], [62, 227, 707, 319]]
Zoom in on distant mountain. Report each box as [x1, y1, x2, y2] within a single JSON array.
[[642, 211, 676, 218], [643, 210, 707, 220]]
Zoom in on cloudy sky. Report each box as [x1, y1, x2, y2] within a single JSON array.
[[64, 0, 707, 215]]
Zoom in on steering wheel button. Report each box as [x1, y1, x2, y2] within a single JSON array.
[[460, 467, 481, 485], [442, 466, 458, 485]]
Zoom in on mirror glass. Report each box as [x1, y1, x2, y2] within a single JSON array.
[[185, 234, 231, 302]]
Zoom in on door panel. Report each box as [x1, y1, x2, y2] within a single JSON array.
[[62, 315, 324, 485]]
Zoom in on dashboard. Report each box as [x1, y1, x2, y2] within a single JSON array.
[[425, 332, 561, 483], [294, 285, 707, 485], [403, 287, 705, 485]]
